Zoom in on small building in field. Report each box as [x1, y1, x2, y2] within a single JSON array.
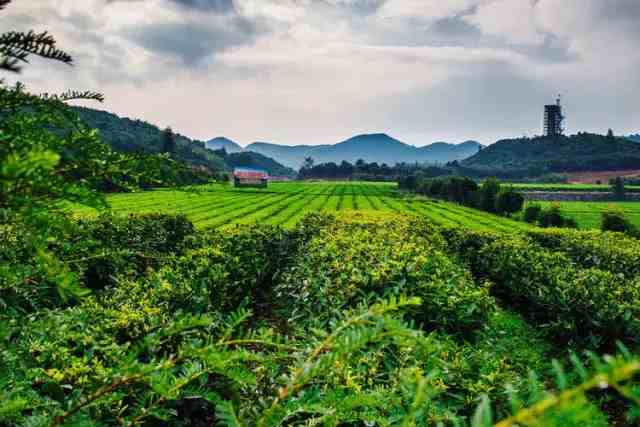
[[233, 167, 269, 188]]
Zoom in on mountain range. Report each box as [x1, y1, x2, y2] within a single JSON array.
[[207, 134, 483, 169]]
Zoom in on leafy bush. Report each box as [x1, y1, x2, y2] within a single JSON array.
[[528, 228, 640, 279], [523, 204, 542, 223], [495, 189, 524, 216], [601, 208, 635, 234], [538, 203, 575, 228], [0, 213, 197, 313], [277, 214, 495, 336], [473, 235, 640, 347]]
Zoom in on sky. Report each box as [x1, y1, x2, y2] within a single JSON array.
[[3, 0, 639, 146]]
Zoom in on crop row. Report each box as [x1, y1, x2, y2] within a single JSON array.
[[443, 227, 640, 348], [78, 182, 538, 232]]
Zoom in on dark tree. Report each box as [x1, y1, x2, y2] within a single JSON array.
[[162, 126, 176, 156], [495, 190, 524, 216], [480, 177, 500, 213], [523, 204, 542, 224], [303, 157, 315, 170], [612, 176, 626, 200]]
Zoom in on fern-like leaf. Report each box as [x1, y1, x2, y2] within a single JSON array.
[[216, 401, 244, 427], [0, 30, 72, 72]]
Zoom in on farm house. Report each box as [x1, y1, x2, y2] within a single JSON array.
[[233, 167, 269, 188]]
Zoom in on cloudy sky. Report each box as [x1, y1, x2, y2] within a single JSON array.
[[3, 0, 639, 146]]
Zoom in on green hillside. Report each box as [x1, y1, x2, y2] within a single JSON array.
[[461, 133, 640, 177], [74, 107, 227, 172], [74, 107, 294, 177]]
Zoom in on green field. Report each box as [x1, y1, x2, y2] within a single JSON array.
[[74, 181, 533, 232], [510, 182, 640, 192], [531, 200, 640, 229]]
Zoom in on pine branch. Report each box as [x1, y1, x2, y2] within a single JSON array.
[[0, 0, 11, 11], [0, 30, 72, 72]]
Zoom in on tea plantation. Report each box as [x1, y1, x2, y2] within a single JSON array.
[[6, 8, 640, 424], [72, 181, 534, 232], [5, 208, 640, 426], [532, 200, 640, 229]]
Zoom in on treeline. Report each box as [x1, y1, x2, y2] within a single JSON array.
[[299, 159, 451, 181], [399, 175, 525, 217]]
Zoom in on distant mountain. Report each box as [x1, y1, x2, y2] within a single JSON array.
[[74, 107, 226, 172], [628, 134, 640, 143], [246, 134, 482, 169], [460, 133, 640, 177], [206, 137, 244, 153], [244, 142, 330, 170]]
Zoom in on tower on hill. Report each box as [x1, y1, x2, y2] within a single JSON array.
[[544, 96, 565, 137]]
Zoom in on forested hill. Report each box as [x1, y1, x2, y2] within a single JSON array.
[[73, 107, 293, 176], [460, 133, 640, 177], [74, 107, 226, 172]]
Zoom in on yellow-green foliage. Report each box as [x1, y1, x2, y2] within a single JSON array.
[[4, 210, 640, 426], [528, 228, 640, 278], [277, 213, 495, 336]]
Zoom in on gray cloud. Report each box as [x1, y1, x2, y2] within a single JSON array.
[[170, 0, 236, 13], [126, 17, 263, 65]]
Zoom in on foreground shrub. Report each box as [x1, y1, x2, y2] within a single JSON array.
[[475, 235, 640, 347], [277, 215, 495, 336], [4, 293, 467, 426], [0, 213, 197, 313]]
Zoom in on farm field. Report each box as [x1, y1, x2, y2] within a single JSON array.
[[509, 182, 640, 192], [73, 181, 533, 232], [532, 200, 640, 229]]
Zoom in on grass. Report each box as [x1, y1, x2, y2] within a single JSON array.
[[72, 181, 535, 231], [529, 201, 640, 229], [509, 182, 640, 192]]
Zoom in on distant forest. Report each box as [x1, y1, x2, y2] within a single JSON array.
[[299, 159, 450, 181], [459, 133, 640, 178]]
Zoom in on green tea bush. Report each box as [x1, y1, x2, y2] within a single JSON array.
[[168, 224, 307, 314], [0, 212, 197, 313], [277, 214, 495, 336], [475, 235, 640, 347], [528, 228, 640, 279]]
